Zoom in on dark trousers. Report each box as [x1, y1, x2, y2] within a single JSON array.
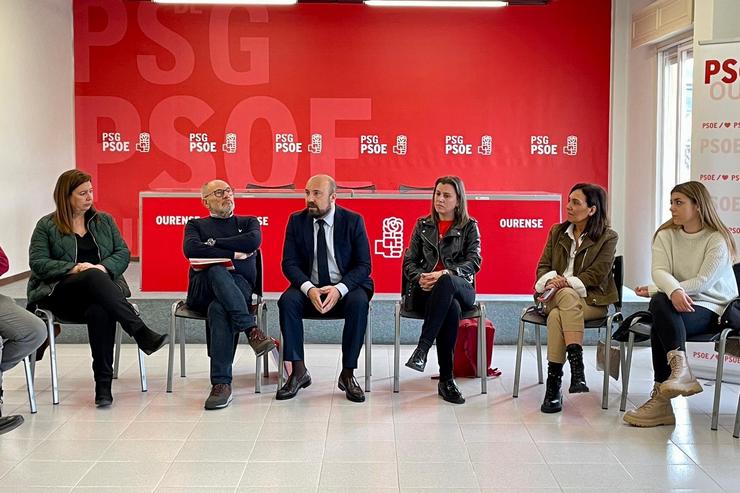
[[42, 269, 145, 383], [187, 266, 255, 385], [414, 274, 475, 381], [649, 292, 718, 382], [278, 286, 369, 369]]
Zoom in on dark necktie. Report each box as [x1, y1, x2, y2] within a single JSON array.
[[316, 219, 331, 287]]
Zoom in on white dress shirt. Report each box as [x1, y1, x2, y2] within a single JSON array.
[[300, 205, 349, 298]]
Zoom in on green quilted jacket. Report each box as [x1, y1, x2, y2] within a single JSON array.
[[27, 209, 131, 304]]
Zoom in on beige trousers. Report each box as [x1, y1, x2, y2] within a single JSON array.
[[544, 287, 607, 364]]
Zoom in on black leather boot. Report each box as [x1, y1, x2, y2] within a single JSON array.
[[566, 343, 589, 393], [133, 326, 169, 355], [95, 380, 113, 407], [541, 362, 563, 413]]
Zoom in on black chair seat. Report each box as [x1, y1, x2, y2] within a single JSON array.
[[689, 332, 723, 343], [520, 310, 546, 326], [174, 303, 258, 321]]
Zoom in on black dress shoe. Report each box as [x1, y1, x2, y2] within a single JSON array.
[[133, 327, 169, 356], [405, 346, 429, 372], [276, 370, 312, 400], [0, 415, 24, 435], [95, 381, 113, 408], [338, 374, 365, 403], [438, 379, 465, 404]]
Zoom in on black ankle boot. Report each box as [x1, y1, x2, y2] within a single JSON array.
[[541, 362, 563, 414], [405, 345, 429, 372], [133, 326, 169, 355], [566, 343, 589, 393], [95, 381, 113, 407]]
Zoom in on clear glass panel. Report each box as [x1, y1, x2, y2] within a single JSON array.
[[659, 52, 678, 224]]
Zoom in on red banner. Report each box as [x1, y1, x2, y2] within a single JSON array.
[[140, 192, 561, 295], [75, 0, 611, 254]]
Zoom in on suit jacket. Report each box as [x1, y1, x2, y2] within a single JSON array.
[[281, 205, 374, 297]]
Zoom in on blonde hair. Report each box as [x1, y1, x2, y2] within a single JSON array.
[[654, 181, 737, 260]]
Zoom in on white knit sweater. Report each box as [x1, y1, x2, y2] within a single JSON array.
[[649, 228, 738, 315]]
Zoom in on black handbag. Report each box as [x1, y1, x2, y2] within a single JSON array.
[[612, 310, 652, 343], [719, 299, 740, 329]]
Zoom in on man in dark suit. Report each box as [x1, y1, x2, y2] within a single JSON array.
[[277, 175, 373, 402], [184, 179, 275, 410]]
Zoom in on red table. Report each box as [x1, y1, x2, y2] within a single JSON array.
[[140, 191, 561, 295]]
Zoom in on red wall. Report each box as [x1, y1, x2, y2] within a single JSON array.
[[74, 0, 612, 255]]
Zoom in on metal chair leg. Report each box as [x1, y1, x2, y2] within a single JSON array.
[[619, 333, 635, 412], [393, 302, 401, 393], [137, 347, 148, 392], [479, 304, 487, 394], [512, 308, 527, 398], [365, 304, 372, 393], [36, 309, 60, 405], [23, 355, 37, 414], [179, 315, 187, 378], [711, 329, 731, 430], [535, 324, 543, 385], [166, 301, 178, 392], [733, 391, 740, 438], [277, 331, 285, 391], [113, 325, 123, 379], [601, 316, 613, 410]]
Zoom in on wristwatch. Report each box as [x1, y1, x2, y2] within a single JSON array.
[[205, 238, 216, 247]]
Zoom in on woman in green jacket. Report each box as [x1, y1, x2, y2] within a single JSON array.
[[28, 170, 168, 407], [534, 183, 618, 414]]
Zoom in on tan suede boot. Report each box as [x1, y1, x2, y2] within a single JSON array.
[[623, 382, 676, 427], [660, 349, 703, 399]]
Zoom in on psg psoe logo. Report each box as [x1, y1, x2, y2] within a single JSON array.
[[477, 135, 493, 156], [135, 132, 150, 153], [374, 217, 404, 259], [222, 133, 237, 154], [307, 134, 323, 154], [529, 135, 579, 156], [563, 135, 578, 156], [393, 135, 408, 156]]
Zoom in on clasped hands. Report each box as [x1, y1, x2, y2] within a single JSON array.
[[634, 285, 694, 313], [69, 262, 107, 275], [419, 270, 447, 291], [308, 285, 341, 314], [545, 275, 569, 290]]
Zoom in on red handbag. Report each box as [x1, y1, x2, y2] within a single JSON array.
[[453, 318, 501, 378]]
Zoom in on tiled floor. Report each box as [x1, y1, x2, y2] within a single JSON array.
[[1, 343, 739, 492]]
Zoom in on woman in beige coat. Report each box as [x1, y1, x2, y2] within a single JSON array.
[[534, 183, 618, 413]]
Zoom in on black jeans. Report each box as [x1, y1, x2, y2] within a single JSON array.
[[41, 269, 146, 382], [649, 292, 719, 382], [413, 274, 475, 381]]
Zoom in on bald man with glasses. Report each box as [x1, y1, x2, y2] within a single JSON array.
[[183, 180, 275, 410]]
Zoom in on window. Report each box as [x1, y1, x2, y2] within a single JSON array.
[[656, 40, 693, 224]]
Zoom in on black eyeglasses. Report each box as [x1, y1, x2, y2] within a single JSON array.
[[203, 187, 233, 199]]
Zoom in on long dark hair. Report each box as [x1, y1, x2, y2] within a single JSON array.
[[431, 176, 470, 227], [53, 169, 94, 235], [570, 183, 609, 241]]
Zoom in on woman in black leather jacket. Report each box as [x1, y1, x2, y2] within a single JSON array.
[[402, 176, 482, 404]]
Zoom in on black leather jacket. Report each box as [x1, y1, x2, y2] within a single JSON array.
[[403, 215, 482, 286]]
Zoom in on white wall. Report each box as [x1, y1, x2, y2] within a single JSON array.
[[617, 0, 659, 288], [0, 0, 74, 277], [713, 0, 740, 39]]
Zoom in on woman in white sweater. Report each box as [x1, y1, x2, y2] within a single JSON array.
[[625, 181, 737, 427]]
